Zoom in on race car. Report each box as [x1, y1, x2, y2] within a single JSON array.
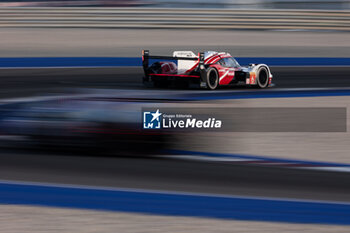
[[142, 50, 273, 90], [0, 94, 172, 155]]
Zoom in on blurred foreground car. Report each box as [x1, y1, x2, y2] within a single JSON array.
[[142, 50, 273, 90], [0, 96, 170, 155]]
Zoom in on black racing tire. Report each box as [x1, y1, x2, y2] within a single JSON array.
[[256, 67, 269, 88], [206, 67, 219, 90]]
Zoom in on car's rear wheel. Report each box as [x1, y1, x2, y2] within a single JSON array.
[[257, 67, 269, 88], [206, 67, 219, 90]]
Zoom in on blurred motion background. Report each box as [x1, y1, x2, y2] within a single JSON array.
[[0, 0, 350, 9], [0, 1, 350, 232]]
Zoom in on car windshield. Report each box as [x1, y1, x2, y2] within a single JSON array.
[[222, 57, 240, 68]]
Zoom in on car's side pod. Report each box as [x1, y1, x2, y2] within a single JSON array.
[[142, 49, 208, 89]]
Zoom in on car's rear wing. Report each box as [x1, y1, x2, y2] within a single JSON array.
[[142, 50, 207, 88]]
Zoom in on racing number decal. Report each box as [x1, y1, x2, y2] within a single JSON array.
[[249, 72, 256, 85]]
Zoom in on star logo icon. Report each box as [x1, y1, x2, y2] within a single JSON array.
[[143, 109, 162, 129], [151, 109, 162, 122]]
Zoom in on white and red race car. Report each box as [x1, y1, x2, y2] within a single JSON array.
[[142, 50, 273, 90]]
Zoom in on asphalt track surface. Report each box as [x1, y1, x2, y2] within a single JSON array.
[[1, 66, 350, 98], [1, 66, 350, 203], [1, 150, 350, 203]]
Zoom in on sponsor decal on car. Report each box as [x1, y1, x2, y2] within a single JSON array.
[[249, 72, 256, 84]]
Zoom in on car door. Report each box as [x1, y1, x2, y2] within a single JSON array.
[[218, 58, 235, 85]]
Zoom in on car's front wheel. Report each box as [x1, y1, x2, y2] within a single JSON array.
[[256, 67, 269, 88]]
